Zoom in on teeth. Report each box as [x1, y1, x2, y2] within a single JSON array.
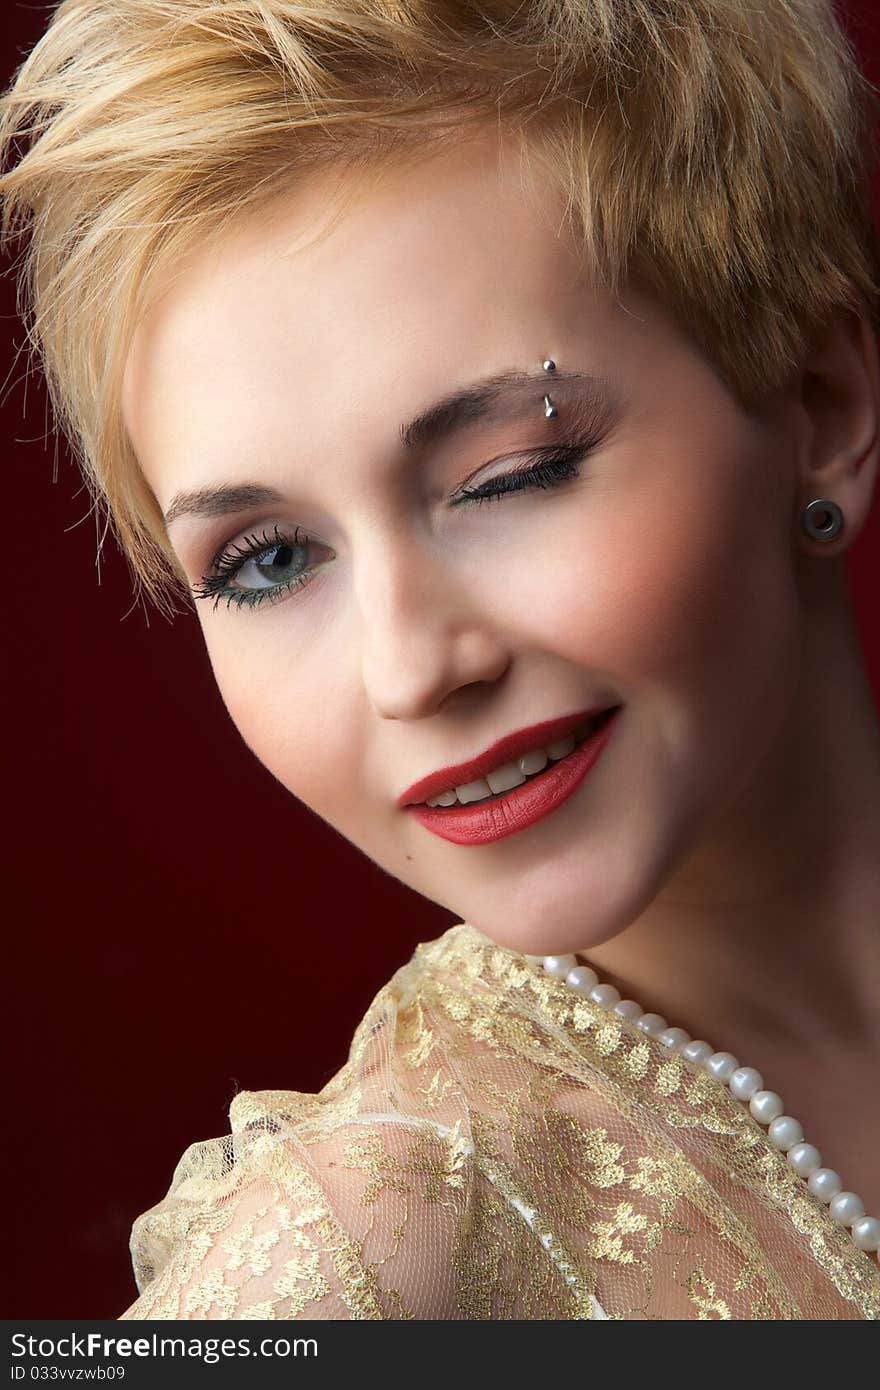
[[429, 788, 460, 807], [488, 756, 542, 794], [518, 746, 550, 776], [424, 719, 599, 808]]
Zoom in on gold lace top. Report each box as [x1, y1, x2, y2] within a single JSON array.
[[119, 922, 880, 1320]]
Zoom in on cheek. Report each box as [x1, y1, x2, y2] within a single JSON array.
[[200, 621, 342, 801], [526, 457, 800, 719], [205, 618, 410, 844]]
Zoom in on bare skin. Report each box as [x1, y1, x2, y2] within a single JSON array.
[[122, 127, 880, 1218], [583, 555, 880, 1214]]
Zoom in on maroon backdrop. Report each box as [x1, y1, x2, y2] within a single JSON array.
[[4, 1, 879, 1318]]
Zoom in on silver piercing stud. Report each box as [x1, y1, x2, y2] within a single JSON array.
[[542, 359, 558, 416], [800, 498, 844, 542]]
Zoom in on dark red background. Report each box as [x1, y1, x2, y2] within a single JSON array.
[[4, 1, 879, 1318]]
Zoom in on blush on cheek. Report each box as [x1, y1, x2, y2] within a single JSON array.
[[533, 517, 735, 684], [540, 458, 794, 758], [623, 473, 773, 665]]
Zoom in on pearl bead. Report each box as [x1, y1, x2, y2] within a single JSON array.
[[589, 983, 621, 1008], [767, 1116, 804, 1152], [566, 965, 599, 995], [729, 1067, 763, 1101], [613, 999, 643, 1021], [786, 1142, 822, 1179], [538, 952, 872, 1261], [829, 1191, 866, 1228], [807, 1168, 842, 1203], [749, 1090, 784, 1124], [636, 1013, 667, 1038], [851, 1216, 880, 1252], [706, 1051, 739, 1083], [543, 955, 578, 978]]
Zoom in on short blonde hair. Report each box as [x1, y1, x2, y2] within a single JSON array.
[[2, 0, 879, 617]]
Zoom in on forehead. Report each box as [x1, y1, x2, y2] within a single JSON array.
[[126, 134, 584, 375], [122, 131, 670, 507]]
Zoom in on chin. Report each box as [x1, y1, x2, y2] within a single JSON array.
[[457, 891, 631, 960], [459, 839, 680, 958]]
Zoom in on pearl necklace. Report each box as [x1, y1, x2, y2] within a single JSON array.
[[525, 952, 880, 1268]]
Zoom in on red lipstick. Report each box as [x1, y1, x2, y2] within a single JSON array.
[[397, 706, 612, 808], [399, 705, 621, 846]]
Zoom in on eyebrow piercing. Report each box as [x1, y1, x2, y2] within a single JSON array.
[[542, 357, 558, 417]]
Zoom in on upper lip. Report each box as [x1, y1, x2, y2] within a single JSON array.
[[397, 705, 615, 808]]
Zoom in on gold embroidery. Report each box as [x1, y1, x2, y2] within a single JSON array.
[[687, 1264, 733, 1319], [120, 922, 880, 1320]]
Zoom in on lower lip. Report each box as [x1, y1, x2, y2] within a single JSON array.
[[406, 706, 622, 846]]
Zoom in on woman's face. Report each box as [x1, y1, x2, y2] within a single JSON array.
[[123, 129, 806, 957]]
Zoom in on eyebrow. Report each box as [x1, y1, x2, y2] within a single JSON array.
[[162, 368, 612, 527]]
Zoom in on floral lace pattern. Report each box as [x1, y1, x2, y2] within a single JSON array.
[[119, 923, 880, 1320]]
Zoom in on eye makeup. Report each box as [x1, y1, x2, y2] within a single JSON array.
[[190, 439, 598, 613]]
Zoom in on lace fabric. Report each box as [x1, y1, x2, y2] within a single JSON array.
[[119, 922, 880, 1320]]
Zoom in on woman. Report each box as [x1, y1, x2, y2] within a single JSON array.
[[2, 0, 879, 1320]]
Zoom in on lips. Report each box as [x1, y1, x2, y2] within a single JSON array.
[[396, 704, 618, 809], [407, 706, 622, 846]]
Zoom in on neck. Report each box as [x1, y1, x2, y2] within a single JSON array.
[[581, 562, 880, 1064]]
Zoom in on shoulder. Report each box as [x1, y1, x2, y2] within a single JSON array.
[[119, 930, 482, 1320], [120, 1104, 472, 1319], [117, 924, 618, 1320]]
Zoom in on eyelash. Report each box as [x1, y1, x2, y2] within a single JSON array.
[[191, 444, 591, 612]]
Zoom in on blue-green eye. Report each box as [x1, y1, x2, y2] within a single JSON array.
[[192, 444, 590, 613], [191, 523, 314, 612]]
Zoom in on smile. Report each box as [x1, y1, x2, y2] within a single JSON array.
[[420, 713, 605, 807], [406, 706, 622, 846]]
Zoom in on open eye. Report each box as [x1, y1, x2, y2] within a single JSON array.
[[191, 524, 323, 611]]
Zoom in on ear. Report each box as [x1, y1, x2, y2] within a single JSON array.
[[793, 308, 880, 557]]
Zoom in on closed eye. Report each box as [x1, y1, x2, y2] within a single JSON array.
[[452, 443, 590, 506]]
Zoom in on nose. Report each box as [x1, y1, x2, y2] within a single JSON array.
[[353, 529, 511, 721]]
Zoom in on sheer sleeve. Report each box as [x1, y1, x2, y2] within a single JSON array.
[[116, 953, 589, 1321], [118, 1108, 471, 1319]]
